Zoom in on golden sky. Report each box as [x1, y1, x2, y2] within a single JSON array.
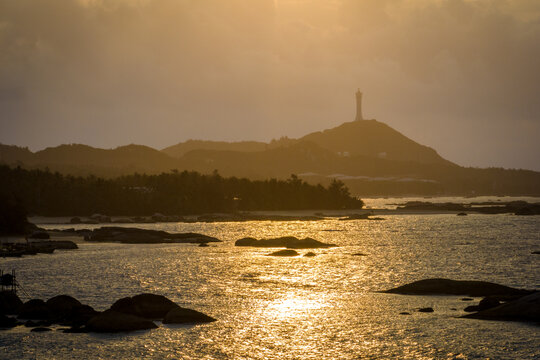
[[1, 0, 539, 170]]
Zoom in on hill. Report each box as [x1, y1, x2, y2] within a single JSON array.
[[162, 140, 267, 158]]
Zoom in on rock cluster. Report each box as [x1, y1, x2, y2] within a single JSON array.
[[235, 236, 336, 249], [0, 291, 215, 333], [84, 227, 221, 245]]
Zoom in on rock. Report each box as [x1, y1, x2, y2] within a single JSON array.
[[235, 236, 336, 249], [65, 305, 99, 327], [70, 217, 82, 224], [383, 278, 533, 297], [29, 231, 50, 239], [85, 310, 157, 333], [111, 294, 179, 319], [198, 243, 209, 247], [461, 298, 474, 301], [352, 253, 367, 256], [418, 307, 434, 313], [532, 251, 540, 255], [457, 212, 467, 216], [18, 299, 52, 320], [85, 227, 220, 244], [0, 314, 19, 328], [0, 291, 23, 314], [112, 218, 135, 224], [31, 327, 52, 332], [110, 297, 142, 317], [46, 295, 82, 318], [163, 307, 216, 324], [399, 312, 411, 315], [267, 250, 299, 257], [62, 326, 89, 333], [463, 291, 540, 323], [304, 252, 316, 257], [464, 305, 480, 312]]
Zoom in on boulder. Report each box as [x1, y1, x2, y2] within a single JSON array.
[[85, 310, 157, 333], [86, 227, 220, 244], [46, 295, 82, 318], [418, 307, 434, 313], [463, 291, 540, 322], [110, 297, 143, 317], [457, 212, 468, 216], [399, 312, 411, 315], [0, 291, 23, 315], [111, 294, 179, 319], [163, 307, 216, 324], [383, 278, 532, 297], [304, 252, 316, 257], [18, 299, 52, 320], [267, 250, 299, 257], [65, 305, 99, 327]]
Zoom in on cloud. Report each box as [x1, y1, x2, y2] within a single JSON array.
[[0, 0, 539, 170]]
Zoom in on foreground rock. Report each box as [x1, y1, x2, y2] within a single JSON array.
[[267, 249, 299, 257], [463, 292, 540, 323], [86, 310, 158, 333], [85, 227, 221, 245], [383, 278, 533, 297], [235, 236, 336, 249], [0, 291, 23, 315], [163, 307, 216, 324]]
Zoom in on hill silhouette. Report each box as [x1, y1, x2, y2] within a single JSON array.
[[1, 119, 539, 196]]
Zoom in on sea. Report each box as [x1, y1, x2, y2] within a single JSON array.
[[1, 197, 539, 359]]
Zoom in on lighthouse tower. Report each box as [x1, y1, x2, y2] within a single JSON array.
[[355, 89, 363, 121]]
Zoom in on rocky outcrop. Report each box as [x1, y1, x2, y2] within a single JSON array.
[[267, 249, 299, 257], [86, 310, 157, 333], [235, 236, 336, 249], [46, 295, 82, 318], [163, 307, 216, 324], [383, 278, 533, 297], [111, 293, 178, 319], [0, 314, 19, 328], [85, 227, 221, 245], [463, 292, 540, 323]]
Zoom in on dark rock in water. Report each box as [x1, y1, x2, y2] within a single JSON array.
[[463, 291, 540, 323], [65, 305, 99, 327], [399, 312, 411, 315], [267, 249, 299, 257], [49, 241, 78, 250], [30, 327, 52, 332], [163, 307, 216, 324], [29, 231, 50, 239], [304, 252, 316, 257], [111, 293, 179, 319], [418, 307, 434, 313], [18, 299, 52, 320], [235, 236, 336, 249], [383, 278, 533, 297], [532, 251, 540, 255], [110, 297, 142, 317], [0, 291, 23, 315], [86, 227, 221, 244], [461, 298, 474, 301], [86, 310, 157, 333], [0, 314, 19, 328], [464, 305, 480, 312], [352, 253, 367, 256], [457, 212, 467, 216], [46, 295, 82, 318], [70, 217, 82, 224], [198, 242, 209, 247]]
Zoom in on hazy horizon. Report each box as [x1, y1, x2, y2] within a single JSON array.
[[1, 0, 540, 171]]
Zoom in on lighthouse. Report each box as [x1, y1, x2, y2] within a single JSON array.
[[355, 89, 363, 121]]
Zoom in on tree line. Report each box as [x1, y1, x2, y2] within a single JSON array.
[[0, 165, 363, 216]]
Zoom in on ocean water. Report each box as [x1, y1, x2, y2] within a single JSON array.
[[1, 214, 539, 359]]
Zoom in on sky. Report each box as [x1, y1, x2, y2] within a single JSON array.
[[1, 0, 539, 170]]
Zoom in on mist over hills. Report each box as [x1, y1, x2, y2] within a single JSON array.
[[1, 119, 539, 196]]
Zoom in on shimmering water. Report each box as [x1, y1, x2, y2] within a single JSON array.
[[1, 214, 539, 359]]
